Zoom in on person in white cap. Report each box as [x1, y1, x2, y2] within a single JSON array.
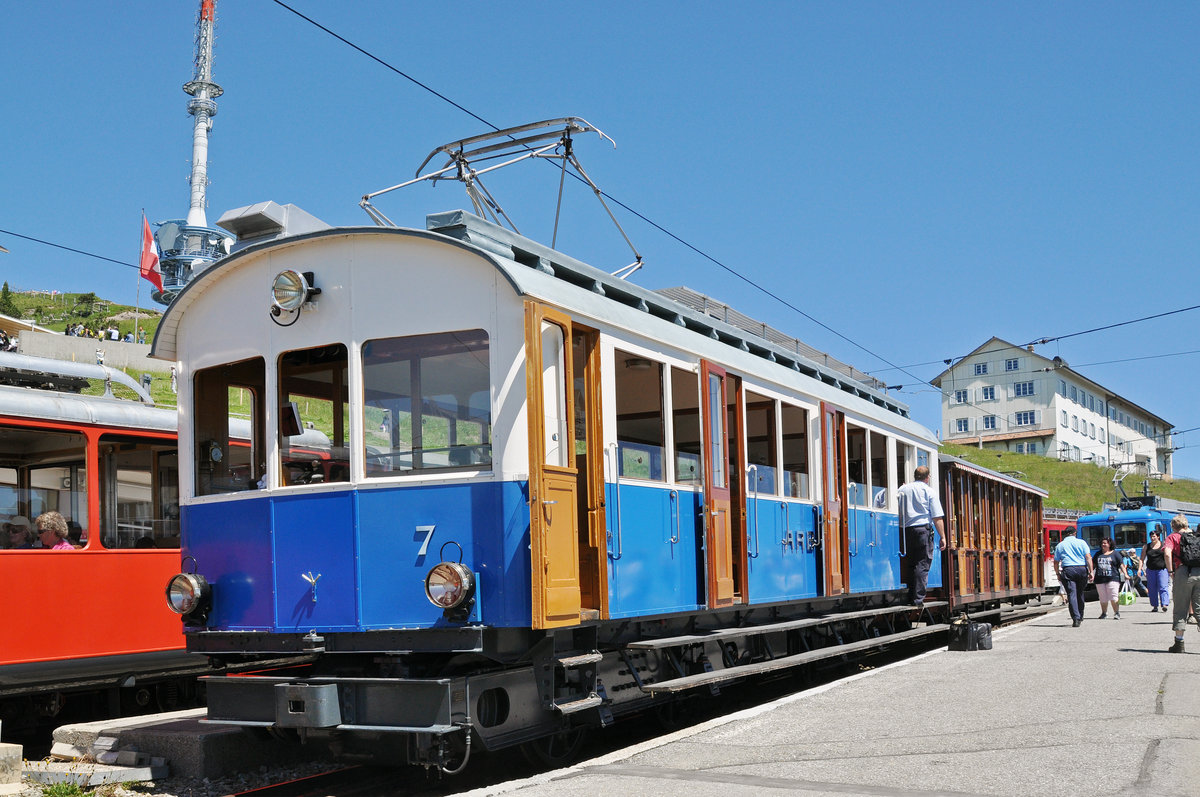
[[6, 515, 33, 548]]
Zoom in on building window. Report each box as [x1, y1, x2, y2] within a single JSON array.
[[954, 389, 968, 404], [1016, 443, 1025, 454], [980, 386, 995, 401], [1090, 423, 1096, 439], [1028, 442, 1037, 454], [1072, 416, 1078, 431], [1099, 429, 1105, 443], [983, 415, 997, 430], [1058, 379, 1067, 397], [974, 362, 989, 375], [1015, 411, 1036, 426], [1006, 358, 1019, 371], [956, 418, 970, 433], [1089, 396, 1096, 413], [1098, 455, 1105, 466], [1061, 410, 1068, 427], [1014, 381, 1035, 397], [1070, 385, 1078, 402]]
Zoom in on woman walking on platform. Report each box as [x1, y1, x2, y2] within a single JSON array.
[[1143, 530, 1170, 612], [1093, 538, 1128, 619]]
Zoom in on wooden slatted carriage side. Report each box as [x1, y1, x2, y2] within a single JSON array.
[[938, 454, 1047, 610]]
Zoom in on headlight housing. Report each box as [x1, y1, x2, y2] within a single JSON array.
[[424, 562, 475, 610], [165, 573, 210, 616], [271, 270, 317, 312]]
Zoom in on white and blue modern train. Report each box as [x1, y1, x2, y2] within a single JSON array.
[[158, 202, 1044, 770]]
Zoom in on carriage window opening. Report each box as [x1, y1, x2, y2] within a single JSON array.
[[362, 330, 492, 475], [0, 430, 88, 549], [193, 358, 266, 497], [744, 391, 777, 496], [845, 425, 868, 507], [99, 436, 179, 548], [895, 441, 914, 487], [279, 344, 350, 486], [916, 449, 930, 470], [780, 404, 810, 499], [1082, 524, 1107, 550], [670, 367, 701, 485], [614, 350, 665, 481], [869, 430, 888, 507]]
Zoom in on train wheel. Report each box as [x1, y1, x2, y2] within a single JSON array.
[[519, 728, 588, 768]]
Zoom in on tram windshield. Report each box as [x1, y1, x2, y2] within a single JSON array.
[[193, 358, 265, 496], [361, 330, 492, 475]]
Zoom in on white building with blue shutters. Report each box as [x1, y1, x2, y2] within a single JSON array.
[[932, 337, 1173, 477]]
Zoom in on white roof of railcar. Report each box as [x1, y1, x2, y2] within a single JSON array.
[[154, 209, 932, 442], [0, 384, 176, 434]]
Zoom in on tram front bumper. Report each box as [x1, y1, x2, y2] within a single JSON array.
[[202, 674, 459, 734]]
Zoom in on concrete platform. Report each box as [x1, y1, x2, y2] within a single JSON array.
[[44, 707, 320, 780], [465, 601, 1200, 796]]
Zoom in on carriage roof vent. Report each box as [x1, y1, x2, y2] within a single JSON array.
[[216, 202, 331, 252]]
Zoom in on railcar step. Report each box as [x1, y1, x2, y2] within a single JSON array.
[[639, 624, 950, 694], [557, 652, 603, 668], [553, 694, 603, 714], [627, 602, 949, 651]]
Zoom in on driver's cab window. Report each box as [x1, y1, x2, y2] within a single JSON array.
[[278, 344, 350, 486], [194, 358, 265, 496]]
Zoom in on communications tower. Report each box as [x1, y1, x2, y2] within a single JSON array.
[[151, 0, 233, 305]]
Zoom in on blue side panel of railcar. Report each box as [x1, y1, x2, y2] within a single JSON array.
[[745, 498, 820, 602], [272, 490, 359, 631], [607, 482, 703, 618], [847, 509, 902, 593], [184, 497, 276, 630], [356, 481, 531, 629]]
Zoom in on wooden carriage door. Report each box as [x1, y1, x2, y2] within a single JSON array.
[[820, 402, 848, 595], [526, 303, 581, 628], [701, 360, 735, 607]]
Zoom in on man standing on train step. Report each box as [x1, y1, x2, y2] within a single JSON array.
[[897, 466, 946, 606], [1053, 526, 1094, 627]]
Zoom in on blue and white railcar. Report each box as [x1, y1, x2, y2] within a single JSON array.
[[158, 206, 943, 767]]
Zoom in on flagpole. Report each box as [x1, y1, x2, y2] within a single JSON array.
[[134, 211, 145, 346]]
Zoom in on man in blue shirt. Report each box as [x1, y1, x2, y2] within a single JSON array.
[[897, 466, 946, 606], [1054, 526, 1094, 627]]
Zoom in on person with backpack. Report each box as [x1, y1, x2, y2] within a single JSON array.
[[1164, 514, 1200, 653]]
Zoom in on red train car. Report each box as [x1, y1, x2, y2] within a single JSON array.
[[0, 378, 214, 732]]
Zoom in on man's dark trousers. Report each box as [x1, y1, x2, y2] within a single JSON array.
[[906, 524, 935, 604], [1060, 565, 1089, 622]]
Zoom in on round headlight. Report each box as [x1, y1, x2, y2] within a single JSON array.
[[165, 573, 209, 615], [271, 270, 310, 312], [424, 562, 475, 610]]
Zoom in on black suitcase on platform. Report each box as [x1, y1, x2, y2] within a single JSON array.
[[948, 618, 992, 651]]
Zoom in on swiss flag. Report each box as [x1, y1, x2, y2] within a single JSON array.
[[139, 214, 163, 293]]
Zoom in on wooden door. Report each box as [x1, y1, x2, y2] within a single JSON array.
[[820, 402, 848, 595], [701, 361, 735, 607], [526, 303, 581, 628]]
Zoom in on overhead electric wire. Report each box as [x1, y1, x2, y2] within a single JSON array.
[[0, 227, 137, 271], [268, 0, 934, 388]]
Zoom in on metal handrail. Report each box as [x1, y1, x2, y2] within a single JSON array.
[[607, 443, 624, 560], [747, 465, 760, 558], [668, 489, 680, 544]]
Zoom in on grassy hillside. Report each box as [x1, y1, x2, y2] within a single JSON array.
[[1, 287, 161, 341], [941, 442, 1200, 513]]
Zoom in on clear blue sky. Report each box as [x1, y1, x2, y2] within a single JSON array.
[[2, 1, 1199, 481]]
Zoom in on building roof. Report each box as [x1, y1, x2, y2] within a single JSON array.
[[931, 335, 1171, 428]]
